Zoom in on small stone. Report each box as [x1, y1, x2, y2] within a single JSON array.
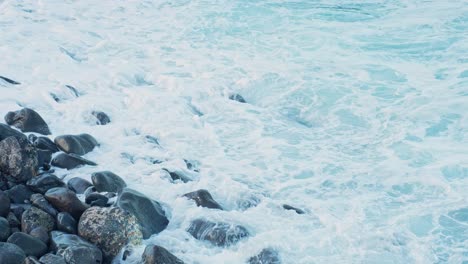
[[4, 108, 51, 135], [22, 206, 56, 233], [91, 111, 111, 125], [78, 207, 142, 260], [0, 136, 38, 183], [7, 232, 48, 257], [85, 193, 108, 207], [0, 242, 26, 263], [229, 93, 246, 103], [51, 153, 97, 170], [91, 171, 126, 193], [67, 177, 92, 194], [248, 248, 281, 264], [183, 189, 223, 210], [6, 184, 34, 203], [0, 191, 11, 217], [282, 204, 305, 214], [31, 193, 59, 217], [50, 231, 103, 264], [29, 226, 49, 245], [39, 253, 67, 264], [57, 212, 77, 234], [54, 134, 98, 156], [0, 217, 10, 242], [45, 187, 88, 219], [27, 173, 65, 194], [187, 219, 249, 247], [142, 245, 184, 264]]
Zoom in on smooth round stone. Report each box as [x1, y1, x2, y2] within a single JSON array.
[[31, 193, 59, 217], [142, 245, 184, 264], [51, 153, 97, 170], [0, 191, 10, 217], [183, 189, 223, 210], [91, 171, 126, 193], [6, 184, 34, 203], [187, 219, 249, 247], [57, 212, 77, 234], [7, 232, 48, 257], [50, 231, 103, 264], [45, 187, 88, 219], [0, 136, 38, 183], [4, 108, 51, 135], [85, 193, 109, 207], [0, 217, 10, 242], [26, 173, 65, 194], [54, 134, 98, 156], [248, 248, 281, 264], [78, 207, 142, 260], [0, 242, 26, 263], [282, 204, 305, 214], [22, 206, 56, 233], [116, 188, 168, 239], [67, 177, 92, 194], [39, 253, 66, 264], [29, 226, 49, 245], [91, 111, 111, 125]]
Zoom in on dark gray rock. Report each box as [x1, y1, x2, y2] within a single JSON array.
[[183, 189, 223, 210], [229, 93, 246, 103], [6, 184, 34, 203], [27, 174, 65, 194], [11, 204, 31, 221], [50, 231, 103, 264], [67, 177, 92, 194], [282, 204, 305, 214], [91, 111, 111, 125], [24, 256, 42, 264], [116, 188, 168, 239], [31, 193, 58, 217], [85, 193, 108, 207], [0, 124, 27, 141], [51, 153, 97, 170], [7, 232, 48, 257], [57, 212, 77, 234], [0, 217, 10, 242], [91, 171, 126, 193], [37, 149, 53, 169], [4, 108, 51, 135], [187, 219, 249, 247], [162, 169, 191, 183], [6, 212, 20, 229], [0, 76, 20, 85], [0, 191, 11, 217], [39, 253, 67, 264], [32, 136, 59, 153], [0, 242, 26, 263], [0, 136, 38, 183], [54, 134, 98, 156], [248, 248, 281, 264], [45, 187, 88, 219], [29, 226, 49, 245], [83, 186, 96, 198], [78, 207, 142, 260], [142, 245, 184, 264], [22, 206, 56, 233]]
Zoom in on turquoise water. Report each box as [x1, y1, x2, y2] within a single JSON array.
[[0, 0, 467, 263]]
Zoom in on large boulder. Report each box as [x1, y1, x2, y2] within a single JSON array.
[[51, 153, 97, 170], [248, 248, 281, 264], [54, 134, 98, 156], [7, 232, 48, 257], [91, 171, 126, 193], [183, 189, 223, 210], [45, 187, 88, 219], [116, 188, 168, 239], [141, 245, 184, 264], [22, 206, 56, 233], [0, 242, 26, 263], [78, 207, 142, 261], [187, 219, 249, 247], [4, 108, 51, 135], [27, 173, 65, 194], [50, 231, 103, 264], [67, 177, 92, 194], [0, 136, 38, 183]]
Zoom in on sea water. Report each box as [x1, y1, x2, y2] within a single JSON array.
[[0, 0, 467, 263]]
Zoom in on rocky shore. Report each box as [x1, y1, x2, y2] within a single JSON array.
[[0, 101, 293, 263]]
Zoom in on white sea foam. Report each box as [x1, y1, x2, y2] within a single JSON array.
[[0, 0, 467, 263]]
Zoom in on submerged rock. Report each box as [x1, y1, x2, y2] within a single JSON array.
[[0, 136, 38, 183], [67, 177, 93, 194], [7, 232, 48, 257], [22, 206, 56, 233], [187, 219, 249, 247], [78, 207, 142, 260], [51, 153, 97, 170], [45, 187, 88, 219], [50, 231, 103, 264], [92, 111, 111, 125], [0, 242, 26, 263], [248, 248, 281, 264], [142, 245, 184, 264], [183, 189, 223, 210], [54, 134, 98, 156], [91, 171, 126, 193], [4, 108, 51, 135], [282, 204, 305, 214], [229, 93, 246, 103], [117, 188, 169, 239], [27, 173, 65, 194]]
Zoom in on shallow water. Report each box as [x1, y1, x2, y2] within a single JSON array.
[[1, 0, 467, 263]]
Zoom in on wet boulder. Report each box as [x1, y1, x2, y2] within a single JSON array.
[[183, 189, 223, 210], [0, 136, 38, 183], [116, 188, 168, 239], [187, 219, 249, 247], [51, 153, 97, 170], [4, 108, 51, 135], [0, 217, 10, 242], [0, 191, 10, 217], [22, 206, 56, 233], [141, 245, 184, 264], [54, 134, 98, 156], [91, 171, 126, 193], [248, 248, 281, 264], [78, 207, 142, 261], [30, 193, 59, 217], [29, 226, 49, 245], [45, 187, 88, 219], [27, 173, 65, 194], [57, 212, 77, 234], [7, 184, 34, 203], [67, 177, 92, 194], [85, 193, 109, 207], [50, 231, 103, 264], [92, 111, 111, 125], [0, 242, 26, 263], [37, 149, 53, 169], [7, 232, 48, 257]]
